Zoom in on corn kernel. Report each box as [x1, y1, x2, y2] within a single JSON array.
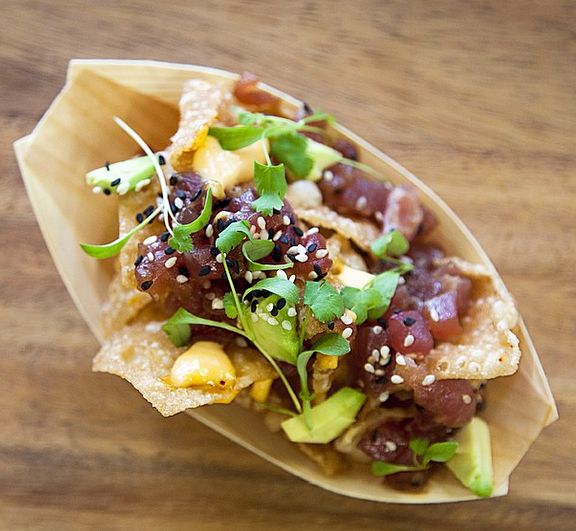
[[250, 378, 273, 403], [316, 353, 339, 371], [169, 341, 236, 389]]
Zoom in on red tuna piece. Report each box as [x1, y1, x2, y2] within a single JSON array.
[[423, 291, 463, 341], [387, 311, 434, 355]]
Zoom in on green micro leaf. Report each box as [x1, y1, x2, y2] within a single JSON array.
[[243, 277, 299, 305], [310, 332, 351, 356], [423, 441, 459, 465], [371, 229, 410, 259], [340, 286, 381, 325], [162, 308, 245, 347], [409, 438, 430, 457], [303, 280, 345, 323], [371, 461, 419, 477], [223, 292, 238, 319], [168, 188, 213, 253], [365, 271, 401, 321], [80, 205, 162, 259], [215, 220, 253, 253], [208, 125, 265, 150], [251, 161, 287, 216], [269, 133, 314, 178], [242, 240, 293, 271]]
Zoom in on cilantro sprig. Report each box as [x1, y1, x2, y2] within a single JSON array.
[[167, 188, 213, 253], [371, 438, 459, 477], [303, 280, 345, 323]]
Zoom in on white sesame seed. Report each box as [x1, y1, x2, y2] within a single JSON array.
[[297, 244, 307, 254], [305, 227, 319, 236], [288, 274, 296, 283], [379, 355, 390, 366], [323, 170, 334, 181], [266, 303, 274, 312], [374, 369, 385, 376], [398, 276, 406, 285], [403, 334, 415, 347], [372, 325, 383, 334], [390, 375, 404, 384], [315, 249, 329, 259], [257, 216, 266, 230], [378, 391, 390, 403], [342, 327, 353, 339], [244, 271, 253, 283], [363, 363, 375, 374], [205, 225, 214, 238], [249, 224, 257, 235], [282, 215, 291, 225], [308, 271, 318, 280], [235, 337, 248, 348], [375, 211, 384, 222], [135, 178, 151, 192], [117, 182, 130, 195], [355, 196, 368, 210], [469, 362, 481, 372], [367, 355, 376, 364], [165, 257, 177, 269], [371, 348, 380, 359], [422, 374, 436, 386], [395, 354, 406, 366], [380, 346, 390, 357], [251, 313, 259, 322], [287, 246, 299, 255], [287, 307, 297, 317], [276, 269, 288, 280], [268, 317, 279, 326], [341, 313, 353, 325], [212, 298, 224, 310], [92, 186, 102, 194], [147, 252, 154, 262], [174, 197, 184, 210], [260, 229, 269, 240], [254, 271, 266, 280], [273, 230, 283, 241], [462, 394, 472, 404], [282, 320, 292, 331], [216, 253, 223, 263], [295, 254, 308, 263], [176, 275, 188, 284], [385, 441, 397, 452], [143, 235, 157, 245], [429, 308, 439, 322]]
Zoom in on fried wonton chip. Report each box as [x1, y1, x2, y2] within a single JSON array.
[[167, 79, 230, 171], [93, 322, 276, 416], [425, 257, 521, 380], [326, 234, 368, 271], [294, 205, 380, 252]]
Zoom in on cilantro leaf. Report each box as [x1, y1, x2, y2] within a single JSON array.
[[223, 292, 238, 319], [162, 308, 245, 347], [215, 220, 253, 253], [409, 438, 430, 457], [371, 229, 410, 259], [251, 161, 287, 216], [422, 441, 459, 465], [208, 125, 264, 150], [365, 271, 401, 321], [371, 461, 419, 477], [341, 286, 381, 325], [270, 133, 314, 178], [242, 240, 293, 271], [243, 277, 299, 305], [80, 205, 162, 259], [303, 281, 345, 323], [168, 189, 213, 253]]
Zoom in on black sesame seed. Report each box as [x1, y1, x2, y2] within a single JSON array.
[[103, 189, 111, 196], [170, 203, 179, 214], [270, 307, 279, 316], [261, 289, 271, 297], [251, 290, 262, 299], [134, 255, 144, 267], [303, 101, 314, 114], [377, 318, 388, 328], [315, 272, 327, 281], [190, 189, 202, 202], [178, 266, 189, 277], [293, 226, 304, 237], [136, 213, 144, 223], [286, 253, 296, 262], [210, 246, 219, 257], [313, 263, 322, 276], [141, 280, 153, 291], [251, 300, 258, 312], [158, 154, 166, 165], [164, 247, 176, 255], [307, 243, 318, 253], [226, 258, 234, 269], [105, 161, 110, 171], [160, 231, 170, 242], [110, 178, 121, 187], [277, 298, 286, 310], [327, 321, 335, 330], [273, 208, 281, 215], [169, 175, 179, 186], [279, 235, 290, 245], [233, 259, 240, 274], [215, 198, 231, 208], [403, 317, 416, 327], [143, 205, 154, 217], [268, 228, 275, 239], [271, 245, 282, 262], [199, 265, 211, 277], [176, 190, 187, 200], [375, 376, 387, 385]]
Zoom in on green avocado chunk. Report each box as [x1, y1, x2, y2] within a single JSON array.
[[281, 387, 367, 443], [304, 138, 343, 181], [446, 417, 494, 497], [244, 294, 299, 365], [86, 156, 155, 195]]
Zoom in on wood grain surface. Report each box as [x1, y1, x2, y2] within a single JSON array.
[[1, 1, 575, 529]]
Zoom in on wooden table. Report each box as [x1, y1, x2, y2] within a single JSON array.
[[2, 1, 574, 529]]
